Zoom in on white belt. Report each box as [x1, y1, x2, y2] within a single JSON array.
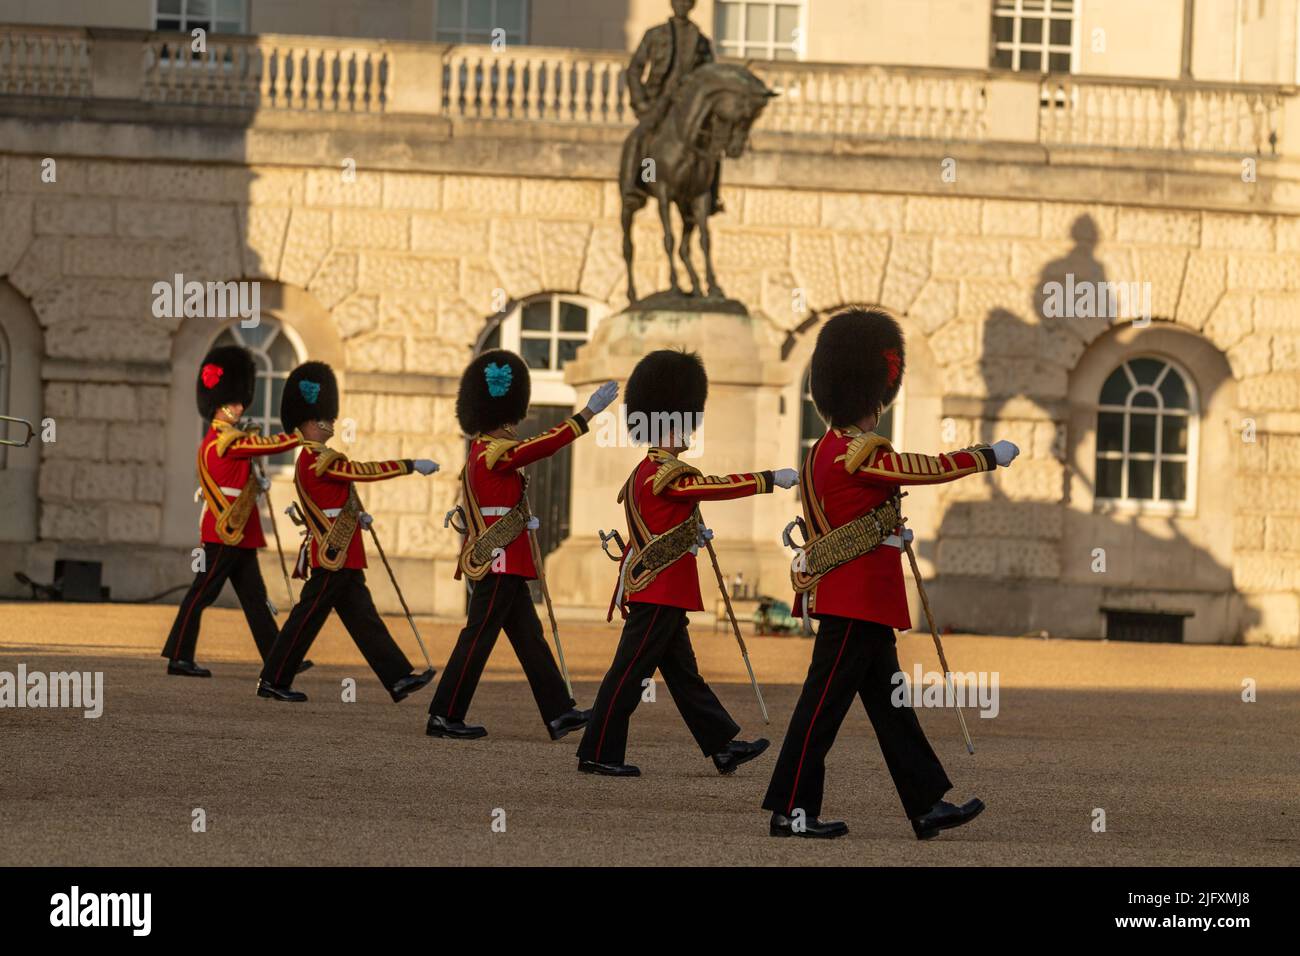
[[883, 534, 903, 548], [479, 506, 512, 517], [323, 508, 342, 517], [218, 486, 243, 497]]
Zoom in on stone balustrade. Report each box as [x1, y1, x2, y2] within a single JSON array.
[[1, 24, 1294, 156]]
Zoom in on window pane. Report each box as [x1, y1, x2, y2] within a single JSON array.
[[1050, 18, 1073, 44], [1019, 50, 1041, 71], [1021, 17, 1043, 43], [268, 332, 297, 369], [1159, 368, 1189, 408], [746, 3, 772, 43], [1128, 459, 1154, 499], [1048, 52, 1071, 72], [1132, 390, 1158, 408], [556, 338, 582, 369], [521, 300, 550, 331], [158, 0, 182, 13], [993, 16, 1014, 43], [1097, 411, 1124, 452], [1097, 458, 1122, 498], [467, 0, 492, 31], [481, 324, 501, 350], [1129, 357, 1164, 385], [1100, 368, 1129, 404], [992, 47, 1014, 69], [521, 337, 551, 370], [1129, 413, 1157, 453], [1161, 415, 1188, 455], [498, 0, 525, 32], [438, 0, 464, 29], [717, 3, 742, 42], [218, 0, 243, 18], [212, 328, 238, 348], [558, 302, 587, 333], [189, 0, 214, 17], [775, 5, 799, 48], [157, 18, 182, 31], [1160, 461, 1186, 501]]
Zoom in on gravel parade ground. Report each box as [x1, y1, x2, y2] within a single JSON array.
[[1, 602, 1296, 866]]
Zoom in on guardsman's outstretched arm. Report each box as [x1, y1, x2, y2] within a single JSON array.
[[853, 441, 1008, 488], [221, 431, 301, 459], [485, 381, 619, 472], [661, 470, 777, 502]]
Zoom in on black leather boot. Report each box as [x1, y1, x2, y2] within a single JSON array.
[[911, 798, 985, 840], [547, 708, 591, 741], [578, 759, 640, 777], [712, 738, 770, 775], [167, 660, 211, 678], [426, 715, 487, 739], [769, 812, 848, 839], [257, 680, 307, 703], [389, 668, 435, 703]]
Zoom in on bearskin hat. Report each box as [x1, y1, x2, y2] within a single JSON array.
[[280, 361, 340, 434], [196, 345, 256, 421], [624, 349, 708, 445], [810, 307, 906, 428], [456, 349, 532, 436]]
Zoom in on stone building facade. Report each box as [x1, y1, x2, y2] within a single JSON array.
[[0, 21, 1298, 645]]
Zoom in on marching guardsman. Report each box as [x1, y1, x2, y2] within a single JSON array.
[[575, 349, 797, 777], [761, 307, 1020, 840], [161, 345, 301, 677], [257, 361, 438, 703], [427, 349, 618, 741]]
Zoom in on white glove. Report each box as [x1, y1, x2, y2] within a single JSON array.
[[359, 512, 373, 529], [585, 381, 619, 415], [773, 468, 798, 489], [901, 527, 914, 543], [526, 516, 540, 531], [257, 474, 271, 492], [696, 526, 714, 548], [413, 459, 440, 476], [991, 440, 1020, 467]]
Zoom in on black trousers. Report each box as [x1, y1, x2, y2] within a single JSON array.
[[428, 573, 573, 725], [762, 615, 952, 820], [161, 543, 278, 662], [576, 601, 739, 765], [259, 567, 413, 690]]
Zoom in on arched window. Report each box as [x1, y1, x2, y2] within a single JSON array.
[[208, 318, 304, 469], [798, 367, 896, 459], [479, 293, 607, 405], [1095, 356, 1196, 507]]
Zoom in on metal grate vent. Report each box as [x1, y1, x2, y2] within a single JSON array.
[[1104, 609, 1187, 644]]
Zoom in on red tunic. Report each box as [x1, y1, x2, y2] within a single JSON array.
[[294, 441, 413, 571], [462, 415, 590, 580], [197, 420, 300, 549], [797, 427, 996, 629], [622, 448, 775, 612]]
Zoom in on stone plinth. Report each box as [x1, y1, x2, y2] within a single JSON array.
[[546, 304, 799, 611]]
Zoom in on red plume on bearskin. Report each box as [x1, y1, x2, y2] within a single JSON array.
[[195, 344, 255, 421], [809, 306, 906, 428], [456, 349, 532, 436]]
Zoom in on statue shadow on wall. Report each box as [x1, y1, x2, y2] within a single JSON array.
[[922, 215, 1251, 641]]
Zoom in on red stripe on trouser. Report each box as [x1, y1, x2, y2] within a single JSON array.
[[445, 574, 502, 717], [786, 621, 854, 815], [171, 546, 223, 660], [273, 574, 335, 686], [594, 604, 661, 763]]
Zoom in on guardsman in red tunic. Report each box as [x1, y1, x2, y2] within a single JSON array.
[[161, 345, 301, 677], [762, 307, 1021, 840], [257, 362, 439, 703], [427, 349, 618, 741], [575, 349, 798, 777]]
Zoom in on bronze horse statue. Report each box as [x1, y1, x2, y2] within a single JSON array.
[[619, 62, 776, 304]]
